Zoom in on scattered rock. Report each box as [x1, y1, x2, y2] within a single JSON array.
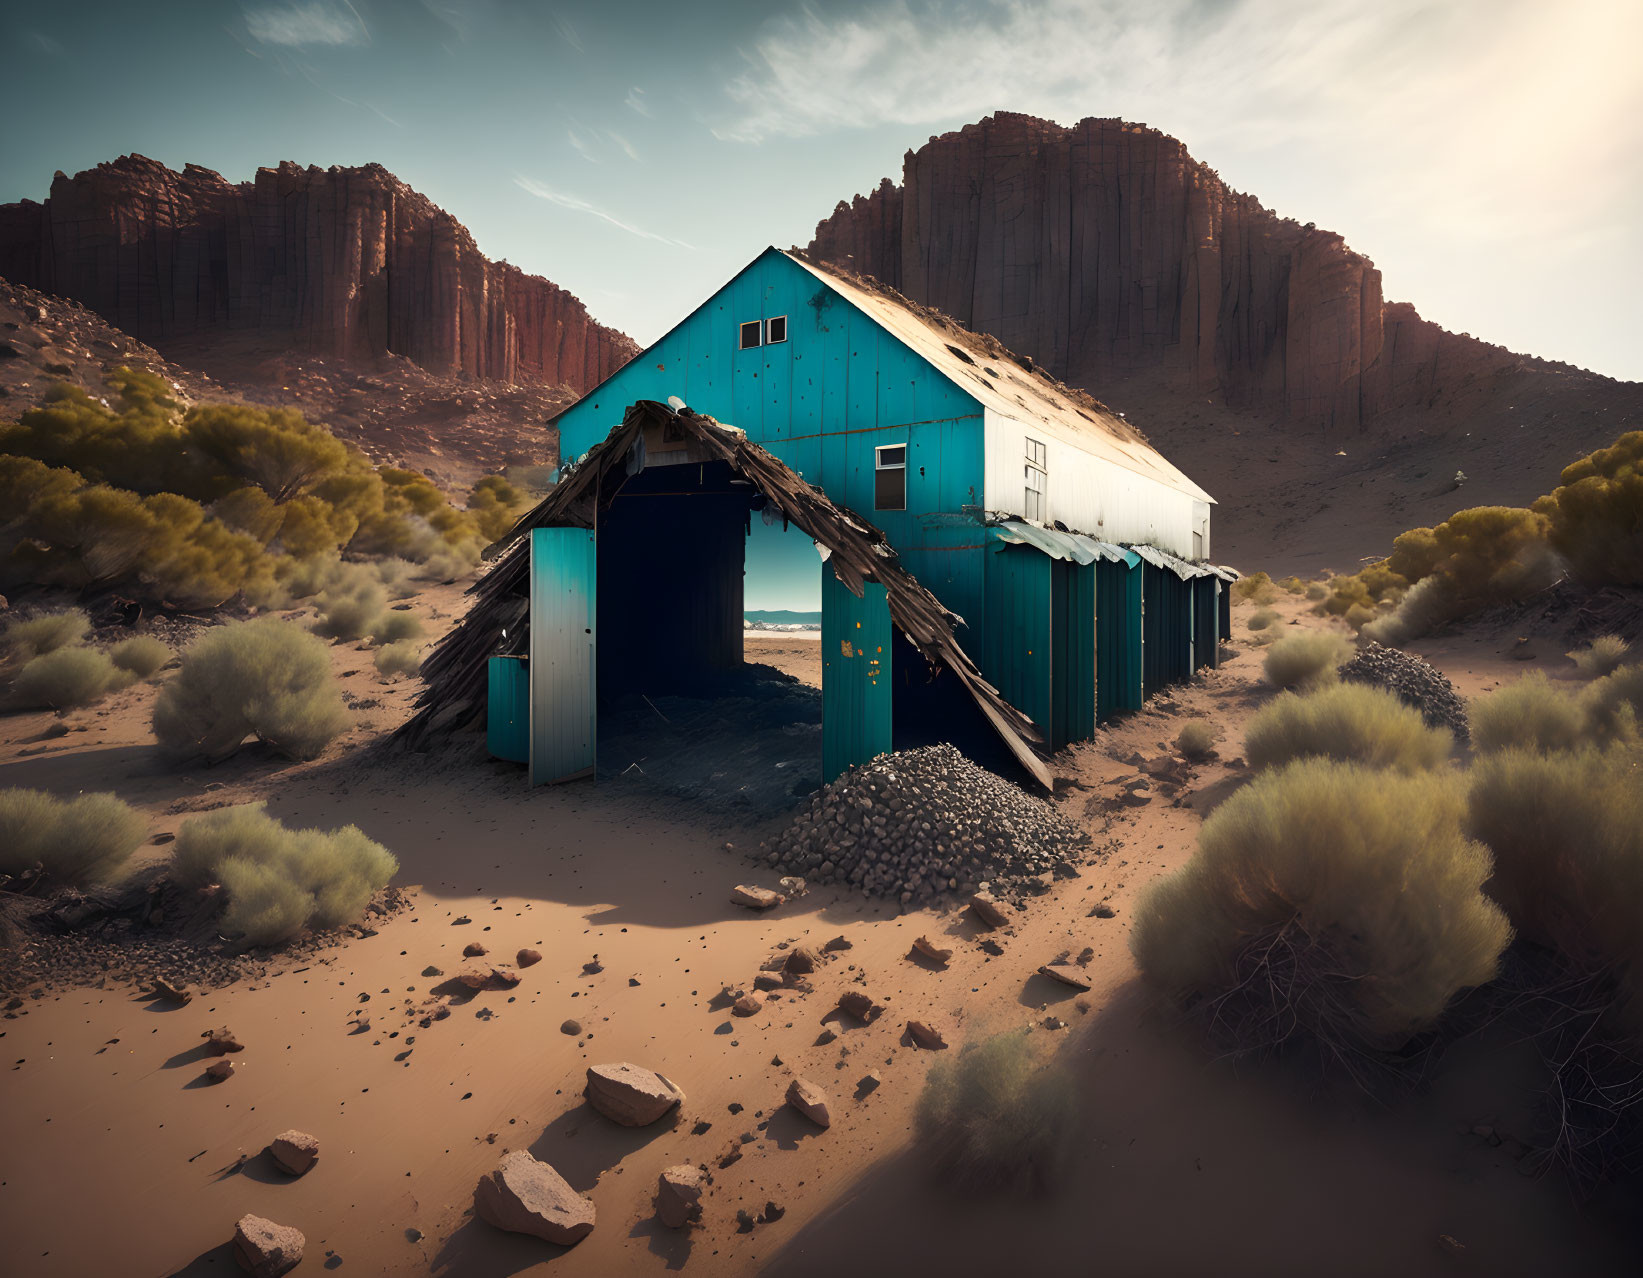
[[581, 958, 603, 975], [909, 935, 953, 966], [782, 946, 819, 975], [731, 885, 784, 910], [856, 1071, 881, 1096], [516, 948, 541, 968], [584, 1063, 685, 1126], [968, 892, 1010, 930], [785, 1077, 832, 1128], [778, 875, 808, 899], [560, 1019, 582, 1036], [759, 1201, 786, 1224], [1037, 962, 1093, 990], [1075, 946, 1094, 967], [474, 1151, 596, 1247], [205, 1059, 236, 1083], [463, 941, 489, 958], [203, 1027, 244, 1055], [906, 1020, 948, 1049], [1089, 903, 1116, 919], [835, 990, 881, 1023], [151, 977, 191, 1004], [823, 935, 853, 952], [655, 1164, 706, 1229], [421, 966, 444, 978], [457, 964, 520, 991], [268, 1130, 320, 1176], [732, 994, 764, 1018], [233, 1214, 304, 1277], [1340, 641, 1471, 742], [737, 1208, 756, 1233]]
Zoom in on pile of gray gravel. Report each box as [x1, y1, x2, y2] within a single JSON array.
[[1339, 641, 1470, 743], [759, 744, 1086, 908]]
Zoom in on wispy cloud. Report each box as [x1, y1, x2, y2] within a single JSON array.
[[245, 1, 368, 48], [514, 177, 696, 250], [566, 124, 641, 164], [548, 8, 584, 53], [567, 126, 599, 163], [625, 86, 651, 117], [607, 130, 640, 162]]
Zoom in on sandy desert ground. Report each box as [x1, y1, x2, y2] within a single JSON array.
[[2, 586, 1640, 1278]]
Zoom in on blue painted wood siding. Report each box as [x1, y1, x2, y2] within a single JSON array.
[[821, 569, 893, 780], [554, 249, 989, 629], [486, 655, 529, 763], [529, 528, 597, 785], [1051, 559, 1097, 748], [983, 543, 1053, 737]]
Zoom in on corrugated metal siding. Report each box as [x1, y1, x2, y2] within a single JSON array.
[[1219, 583, 1232, 641], [486, 655, 529, 763], [983, 408, 1208, 561], [822, 570, 893, 780], [983, 544, 1053, 736], [1193, 576, 1221, 671], [1142, 562, 1194, 694], [1051, 558, 1097, 748], [529, 528, 597, 785], [1096, 553, 1144, 720]]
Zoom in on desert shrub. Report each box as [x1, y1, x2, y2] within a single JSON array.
[[0, 787, 147, 884], [1468, 748, 1643, 1028], [1262, 632, 1351, 691], [1131, 759, 1511, 1054], [152, 618, 349, 762], [1276, 575, 1306, 595], [13, 645, 129, 708], [369, 610, 423, 646], [3, 607, 90, 660], [1342, 603, 1377, 632], [1582, 664, 1643, 742], [373, 557, 418, 599], [467, 473, 531, 543], [913, 1030, 1078, 1194], [1245, 682, 1452, 774], [1534, 431, 1643, 587], [1247, 608, 1280, 632], [1569, 635, 1632, 679], [172, 802, 398, 945], [109, 635, 172, 678], [210, 486, 284, 546], [312, 574, 388, 642], [1174, 718, 1219, 759], [374, 640, 423, 678], [1469, 672, 1616, 755], [1232, 572, 1279, 604], [1305, 582, 1328, 601]]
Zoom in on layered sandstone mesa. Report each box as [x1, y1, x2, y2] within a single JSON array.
[[0, 155, 636, 392], [808, 113, 1539, 433]]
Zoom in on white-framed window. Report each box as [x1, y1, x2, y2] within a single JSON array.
[[766, 315, 788, 344], [739, 320, 762, 350], [1024, 436, 1047, 522], [874, 443, 907, 511]]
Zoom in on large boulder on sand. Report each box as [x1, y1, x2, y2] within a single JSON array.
[[584, 1063, 685, 1126], [785, 1077, 831, 1128], [268, 1130, 319, 1176], [233, 1214, 304, 1277], [474, 1151, 595, 1247], [655, 1164, 706, 1229]]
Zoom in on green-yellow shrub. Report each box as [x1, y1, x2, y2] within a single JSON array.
[[914, 1030, 1077, 1194], [1232, 572, 1279, 604], [152, 618, 349, 762], [172, 802, 398, 946], [1246, 682, 1452, 774], [1247, 608, 1280, 632], [1534, 431, 1643, 587], [109, 635, 172, 679], [0, 787, 147, 884], [1131, 759, 1511, 1051], [373, 640, 423, 678], [3, 608, 90, 660], [13, 645, 129, 708], [1174, 719, 1219, 759], [369, 610, 423, 646], [1569, 636, 1632, 679], [1469, 672, 1633, 755], [1262, 632, 1352, 691]]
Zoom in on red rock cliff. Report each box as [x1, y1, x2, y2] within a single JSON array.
[[0, 155, 636, 391], [809, 113, 1542, 432]]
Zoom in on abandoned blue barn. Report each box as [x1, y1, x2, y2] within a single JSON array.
[[408, 249, 1233, 787]]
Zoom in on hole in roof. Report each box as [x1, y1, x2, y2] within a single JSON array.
[[984, 367, 999, 378], [944, 344, 977, 365]]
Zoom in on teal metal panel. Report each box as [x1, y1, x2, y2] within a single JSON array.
[[1096, 552, 1143, 721], [486, 655, 529, 763], [1051, 559, 1097, 748], [529, 528, 597, 785], [983, 542, 1053, 737], [1143, 563, 1194, 694], [821, 568, 893, 780], [1193, 576, 1221, 670]]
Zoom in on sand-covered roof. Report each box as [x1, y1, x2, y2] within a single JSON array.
[[784, 249, 1214, 504]]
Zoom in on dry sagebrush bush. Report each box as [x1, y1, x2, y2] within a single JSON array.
[[914, 1030, 1078, 1195], [1232, 572, 1280, 604], [1246, 682, 1452, 774], [1584, 664, 1643, 742], [1569, 635, 1632, 679], [1470, 672, 1635, 755], [1468, 747, 1643, 1022], [13, 645, 130, 708], [374, 640, 423, 679], [1131, 759, 1511, 1053], [312, 573, 388, 641], [3, 607, 91, 660], [1262, 632, 1352, 691], [0, 787, 147, 884], [152, 618, 349, 762], [108, 635, 171, 678], [1174, 719, 1220, 759], [1305, 581, 1329, 601], [1534, 430, 1643, 587], [173, 802, 398, 946], [1247, 607, 1280, 632], [369, 610, 423, 645]]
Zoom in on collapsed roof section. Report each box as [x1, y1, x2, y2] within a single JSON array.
[[399, 399, 1053, 787]]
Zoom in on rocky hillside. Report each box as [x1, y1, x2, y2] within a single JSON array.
[[0, 155, 636, 393]]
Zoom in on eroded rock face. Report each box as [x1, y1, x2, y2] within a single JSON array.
[[808, 112, 1533, 432], [655, 1164, 705, 1229], [0, 155, 635, 393], [473, 1151, 595, 1247], [584, 1063, 685, 1127], [233, 1214, 304, 1277]]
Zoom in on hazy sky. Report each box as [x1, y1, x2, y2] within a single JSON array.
[[3, 0, 1640, 387]]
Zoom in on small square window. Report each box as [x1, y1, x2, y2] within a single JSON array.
[[1025, 437, 1047, 468], [875, 443, 907, 511], [739, 320, 762, 350], [1025, 440, 1047, 522], [766, 315, 788, 344]]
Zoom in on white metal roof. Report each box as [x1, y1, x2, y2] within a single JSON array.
[[782, 251, 1215, 505]]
